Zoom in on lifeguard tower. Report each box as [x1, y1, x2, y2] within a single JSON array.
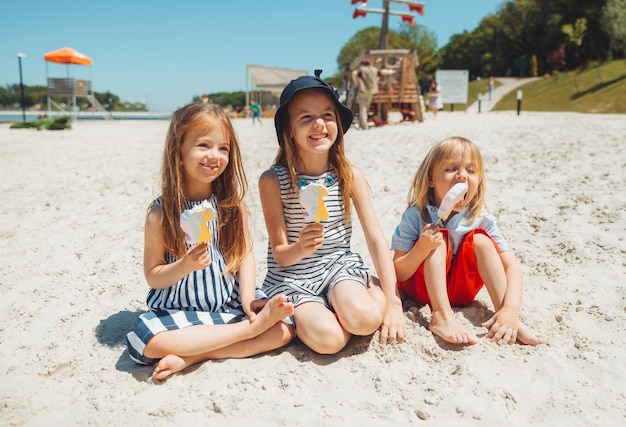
[[44, 47, 111, 119], [348, 48, 423, 125]]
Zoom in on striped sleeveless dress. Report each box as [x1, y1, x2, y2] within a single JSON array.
[[127, 195, 263, 365], [262, 165, 370, 309]]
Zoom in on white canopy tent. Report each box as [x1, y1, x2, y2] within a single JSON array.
[[246, 65, 308, 108]]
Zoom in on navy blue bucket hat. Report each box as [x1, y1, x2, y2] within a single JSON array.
[[274, 69, 353, 145]]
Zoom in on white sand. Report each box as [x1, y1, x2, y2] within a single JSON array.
[[1, 111, 625, 426]]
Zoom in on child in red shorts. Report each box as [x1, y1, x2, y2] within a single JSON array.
[[391, 136, 546, 346]]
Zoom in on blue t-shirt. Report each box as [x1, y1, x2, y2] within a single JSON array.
[[391, 204, 510, 257]]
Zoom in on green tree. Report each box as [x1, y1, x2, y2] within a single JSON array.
[[439, 0, 612, 77], [334, 26, 410, 81], [0, 83, 43, 109], [548, 0, 610, 65], [495, 0, 544, 76], [562, 17, 588, 66], [0, 84, 21, 108], [396, 22, 440, 75], [95, 91, 121, 111], [601, 0, 626, 58], [0, 83, 145, 111], [207, 91, 246, 109]]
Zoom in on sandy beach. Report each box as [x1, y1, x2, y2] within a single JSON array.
[[1, 110, 625, 426]]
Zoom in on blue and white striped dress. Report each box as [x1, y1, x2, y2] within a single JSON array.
[[127, 195, 260, 365], [262, 165, 370, 309]]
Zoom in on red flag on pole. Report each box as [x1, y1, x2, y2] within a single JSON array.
[[409, 4, 424, 16], [401, 15, 415, 25]]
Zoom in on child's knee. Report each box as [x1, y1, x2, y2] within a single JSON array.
[[473, 232, 496, 252], [303, 326, 348, 354], [338, 300, 384, 336], [473, 232, 489, 244], [142, 332, 169, 359], [273, 322, 296, 346], [316, 335, 349, 354]]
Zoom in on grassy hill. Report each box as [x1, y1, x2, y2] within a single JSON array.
[[444, 60, 625, 114], [493, 59, 626, 114]]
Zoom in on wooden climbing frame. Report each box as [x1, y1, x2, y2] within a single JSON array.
[[348, 48, 423, 125]]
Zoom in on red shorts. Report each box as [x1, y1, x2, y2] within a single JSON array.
[[398, 228, 500, 307]]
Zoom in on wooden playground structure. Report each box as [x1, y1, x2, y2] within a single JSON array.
[[347, 48, 423, 125]]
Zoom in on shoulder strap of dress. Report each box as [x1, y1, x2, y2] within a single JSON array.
[[150, 197, 162, 209], [271, 164, 294, 194]]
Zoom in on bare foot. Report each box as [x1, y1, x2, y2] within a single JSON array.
[[429, 309, 478, 345], [250, 295, 294, 335], [152, 354, 188, 380], [516, 321, 547, 345]]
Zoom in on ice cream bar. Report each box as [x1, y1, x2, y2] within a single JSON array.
[[299, 183, 329, 223], [180, 201, 216, 245], [438, 183, 468, 222]]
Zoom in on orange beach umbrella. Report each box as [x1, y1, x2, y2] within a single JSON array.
[[44, 47, 93, 65]]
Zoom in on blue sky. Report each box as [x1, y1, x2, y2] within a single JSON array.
[[1, 0, 503, 112]]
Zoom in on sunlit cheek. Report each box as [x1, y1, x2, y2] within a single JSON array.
[[327, 123, 338, 138]]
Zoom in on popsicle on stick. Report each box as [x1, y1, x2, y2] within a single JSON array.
[[437, 182, 468, 225], [299, 183, 329, 223], [180, 201, 217, 245]]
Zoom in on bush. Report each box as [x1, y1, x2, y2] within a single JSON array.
[[35, 118, 54, 130], [10, 121, 38, 129], [47, 121, 71, 130], [9, 115, 71, 131], [53, 115, 71, 125]]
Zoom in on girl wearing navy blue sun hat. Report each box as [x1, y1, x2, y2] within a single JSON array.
[[274, 69, 353, 145], [259, 69, 406, 355]]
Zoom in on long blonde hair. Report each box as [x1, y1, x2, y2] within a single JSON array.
[[408, 136, 486, 224], [158, 102, 248, 273], [274, 89, 354, 220]]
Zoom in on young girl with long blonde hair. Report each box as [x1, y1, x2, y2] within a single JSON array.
[[127, 102, 294, 380]]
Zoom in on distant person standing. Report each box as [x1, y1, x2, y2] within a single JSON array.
[[201, 94, 210, 104], [428, 81, 443, 120], [488, 77, 495, 101], [249, 100, 263, 127], [351, 60, 394, 129]]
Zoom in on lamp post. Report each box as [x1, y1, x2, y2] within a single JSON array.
[[17, 53, 27, 122]]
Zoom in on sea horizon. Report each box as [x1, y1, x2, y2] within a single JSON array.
[[0, 110, 172, 122]]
